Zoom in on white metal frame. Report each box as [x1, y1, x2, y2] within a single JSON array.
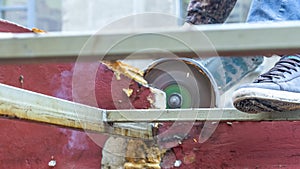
[[0, 21, 299, 62], [0, 22, 300, 138]]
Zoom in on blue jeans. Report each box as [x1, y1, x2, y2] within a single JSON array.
[[247, 0, 300, 22]]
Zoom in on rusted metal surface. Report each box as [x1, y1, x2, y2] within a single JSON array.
[[0, 82, 156, 139], [0, 19, 105, 169], [0, 19, 165, 169], [124, 139, 164, 169], [2, 18, 300, 169], [159, 121, 300, 168]]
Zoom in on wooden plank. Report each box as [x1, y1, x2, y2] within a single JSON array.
[[0, 21, 299, 62]]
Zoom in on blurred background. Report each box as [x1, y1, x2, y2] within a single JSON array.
[[0, 0, 252, 32]]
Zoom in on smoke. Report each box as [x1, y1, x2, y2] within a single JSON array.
[[60, 129, 89, 155], [53, 69, 73, 101]]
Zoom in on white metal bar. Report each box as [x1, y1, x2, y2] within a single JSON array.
[[0, 83, 153, 139], [0, 21, 299, 62], [107, 109, 300, 122]]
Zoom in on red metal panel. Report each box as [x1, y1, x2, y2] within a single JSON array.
[[0, 20, 105, 169], [0, 20, 32, 33], [160, 121, 300, 168], [0, 20, 155, 168], [3, 19, 300, 169], [0, 118, 106, 169]]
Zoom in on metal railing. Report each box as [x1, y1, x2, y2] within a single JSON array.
[[0, 21, 299, 62], [0, 22, 299, 138]]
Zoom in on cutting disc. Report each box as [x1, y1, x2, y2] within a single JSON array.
[[144, 59, 218, 108]]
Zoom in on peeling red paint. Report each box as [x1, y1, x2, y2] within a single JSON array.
[[0, 20, 154, 169], [0, 62, 155, 168], [3, 19, 300, 169], [160, 121, 300, 169], [95, 64, 152, 109], [0, 63, 107, 169]]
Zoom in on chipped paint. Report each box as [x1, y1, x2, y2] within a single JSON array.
[[124, 139, 166, 169], [123, 88, 134, 97]]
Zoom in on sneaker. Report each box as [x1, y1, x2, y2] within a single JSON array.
[[232, 55, 300, 113]]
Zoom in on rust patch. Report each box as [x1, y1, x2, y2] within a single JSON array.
[[125, 139, 166, 169]]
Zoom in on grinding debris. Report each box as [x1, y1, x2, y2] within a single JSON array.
[[123, 88, 134, 97], [114, 71, 121, 80], [102, 61, 147, 85], [32, 27, 46, 33], [148, 88, 166, 109]]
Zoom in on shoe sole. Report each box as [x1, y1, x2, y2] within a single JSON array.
[[232, 87, 300, 114]]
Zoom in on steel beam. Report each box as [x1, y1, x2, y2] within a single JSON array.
[[0, 83, 153, 139], [107, 109, 300, 122], [0, 21, 299, 62]]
